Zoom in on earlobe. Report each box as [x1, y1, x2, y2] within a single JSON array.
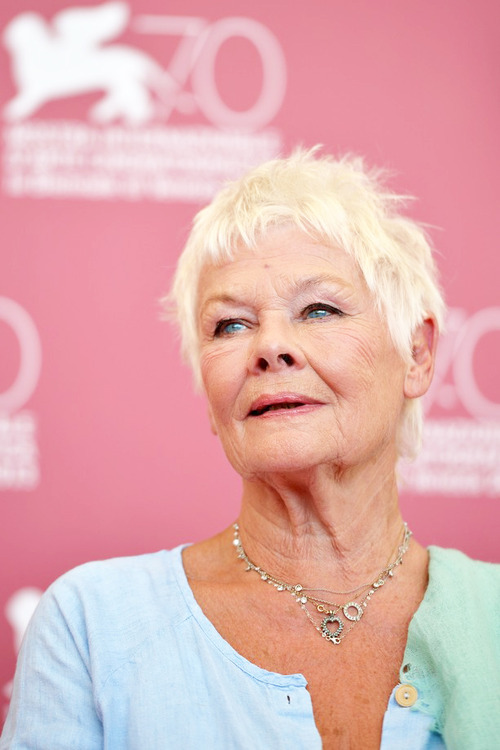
[[207, 404, 218, 435], [404, 317, 438, 399]]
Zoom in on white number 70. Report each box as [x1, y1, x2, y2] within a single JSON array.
[[134, 15, 287, 131]]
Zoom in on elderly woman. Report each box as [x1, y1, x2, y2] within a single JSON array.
[[1, 150, 499, 750]]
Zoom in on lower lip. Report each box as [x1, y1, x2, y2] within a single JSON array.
[[249, 404, 323, 419]]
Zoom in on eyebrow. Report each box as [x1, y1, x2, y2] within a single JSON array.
[[288, 274, 355, 294]]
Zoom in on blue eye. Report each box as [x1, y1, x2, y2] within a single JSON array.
[[214, 319, 248, 336], [304, 304, 342, 319], [307, 308, 330, 318]]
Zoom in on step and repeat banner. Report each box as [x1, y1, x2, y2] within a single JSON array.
[[1, 0, 499, 722]]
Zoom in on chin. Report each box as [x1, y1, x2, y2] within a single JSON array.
[[232, 444, 335, 480]]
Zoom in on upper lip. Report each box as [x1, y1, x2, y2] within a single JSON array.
[[247, 393, 323, 417]]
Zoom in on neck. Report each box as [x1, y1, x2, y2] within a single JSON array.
[[237, 460, 404, 590]]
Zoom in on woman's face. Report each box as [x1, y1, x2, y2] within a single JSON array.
[[197, 226, 410, 480]]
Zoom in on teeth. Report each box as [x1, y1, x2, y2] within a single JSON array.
[[252, 402, 304, 415]]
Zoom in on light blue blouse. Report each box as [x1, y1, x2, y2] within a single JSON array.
[[4, 543, 493, 749]]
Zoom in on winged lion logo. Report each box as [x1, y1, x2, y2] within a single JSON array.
[[3, 1, 174, 125]]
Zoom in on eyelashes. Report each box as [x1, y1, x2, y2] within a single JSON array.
[[302, 303, 344, 319], [213, 303, 344, 337], [214, 318, 249, 336]]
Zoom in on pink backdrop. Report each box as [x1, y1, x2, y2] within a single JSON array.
[[1, 0, 499, 723]]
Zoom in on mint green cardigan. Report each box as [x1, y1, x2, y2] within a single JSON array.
[[401, 547, 500, 748]]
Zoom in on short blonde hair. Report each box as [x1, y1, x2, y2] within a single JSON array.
[[168, 148, 445, 458]]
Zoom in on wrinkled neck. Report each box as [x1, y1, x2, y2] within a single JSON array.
[[237, 459, 404, 589]]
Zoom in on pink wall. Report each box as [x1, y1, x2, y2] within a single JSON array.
[[1, 0, 499, 723]]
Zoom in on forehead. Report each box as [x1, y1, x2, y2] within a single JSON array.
[[198, 226, 366, 302]]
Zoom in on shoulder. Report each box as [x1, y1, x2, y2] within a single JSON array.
[[48, 547, 183, 599], [29, 546, 192, 668], [45, 547, 185, 610], [421, 546, 500, 638], [1, 547, 194, 747], [428, 546, 500, 592]]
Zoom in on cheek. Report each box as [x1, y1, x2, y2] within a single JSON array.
[[311, 324, 405, 402], [311, 325, 382, 382], [201, 346, 230, 385], [200, 347, 242, 417]]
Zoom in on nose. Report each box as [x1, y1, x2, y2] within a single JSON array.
[[247, 316, 305, 375], [255, 352, 295, 372]]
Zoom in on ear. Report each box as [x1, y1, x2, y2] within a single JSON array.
[[404, 317, 438, 399], [207, 403, 218, 436]]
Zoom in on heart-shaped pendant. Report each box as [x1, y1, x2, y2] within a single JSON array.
[[321, 615, 343, 644]]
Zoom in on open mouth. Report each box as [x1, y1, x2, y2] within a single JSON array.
[[249, 402, 306, 416]]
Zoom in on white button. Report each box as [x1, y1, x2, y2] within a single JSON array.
[[395, 683, 418, 707]]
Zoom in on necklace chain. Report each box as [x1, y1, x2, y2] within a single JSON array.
[[232, 522, 412, 645]]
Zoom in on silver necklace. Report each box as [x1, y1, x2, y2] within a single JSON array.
[[232, 522, 412, 645]]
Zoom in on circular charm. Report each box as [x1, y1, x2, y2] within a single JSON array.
[[343, 601, 364, 622], [321, 615, 343, 643]]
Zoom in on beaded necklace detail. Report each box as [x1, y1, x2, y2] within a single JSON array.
[[232, 522, 412, 645]]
